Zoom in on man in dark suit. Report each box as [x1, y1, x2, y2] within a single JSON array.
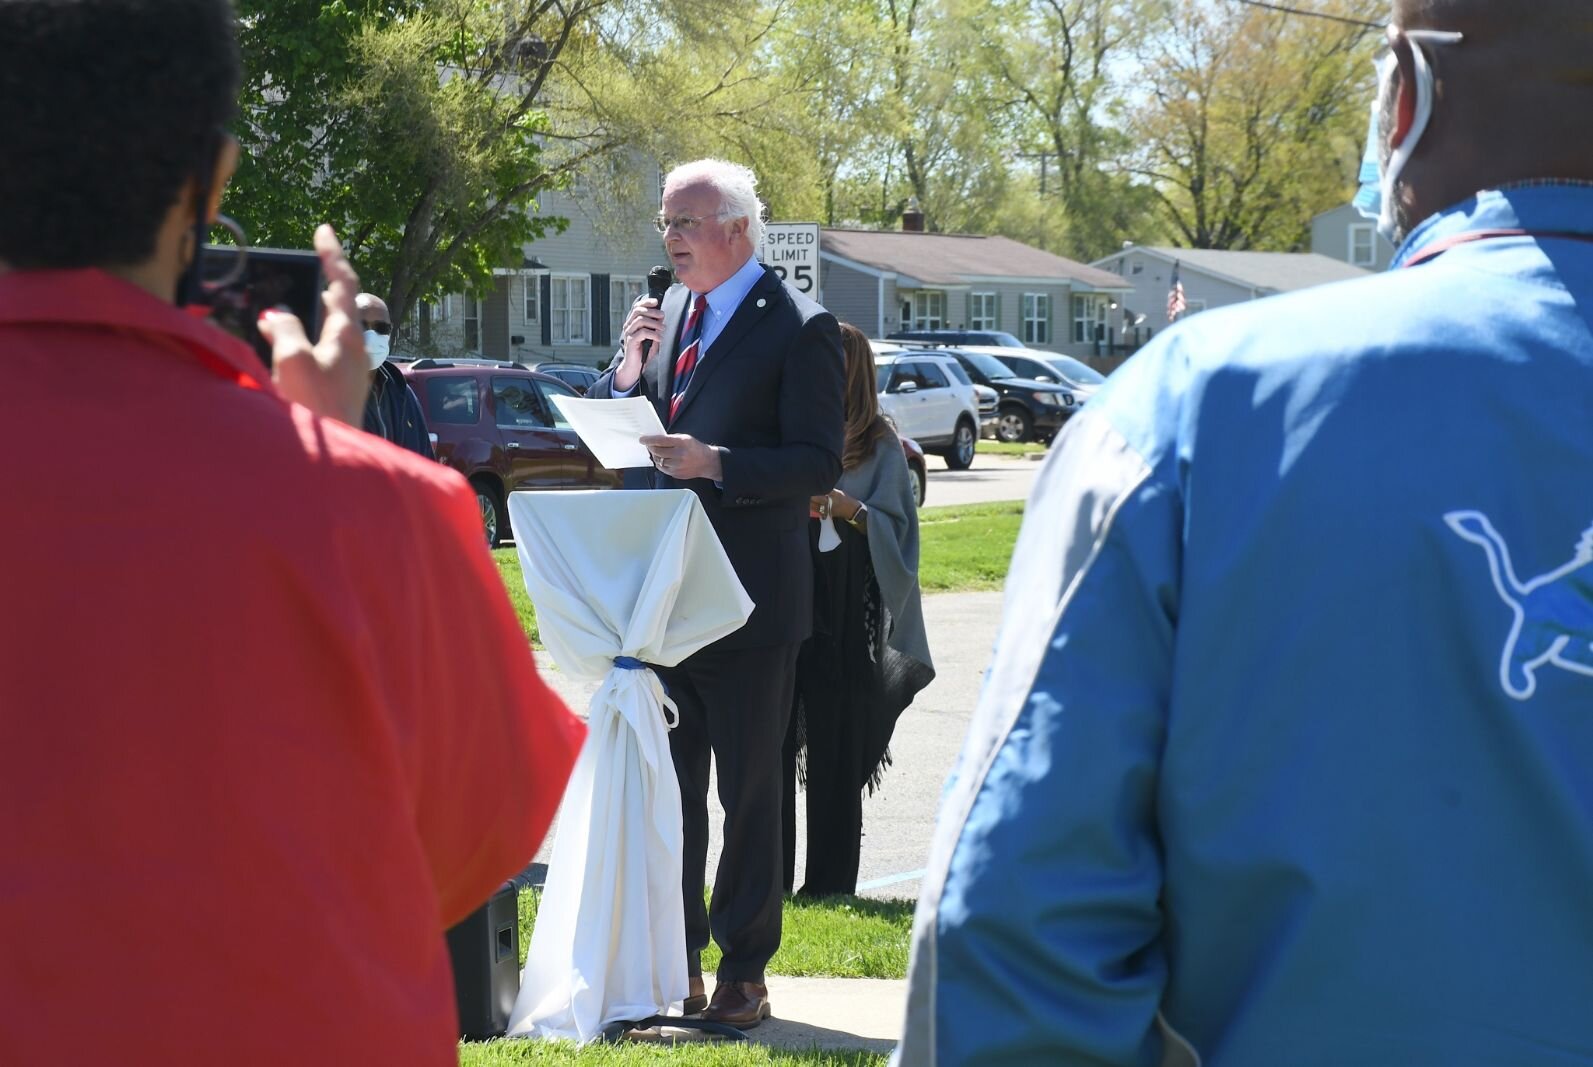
[[588, 158, 844, 1028]]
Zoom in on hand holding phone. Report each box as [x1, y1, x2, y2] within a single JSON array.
[[257, 225, 370, 427]]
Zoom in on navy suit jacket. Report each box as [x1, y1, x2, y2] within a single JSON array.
[[590, 265, 845, 650]]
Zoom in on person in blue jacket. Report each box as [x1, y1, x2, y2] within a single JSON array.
[[359, 292, 434, 460], [897, 1, 1593, 1064]]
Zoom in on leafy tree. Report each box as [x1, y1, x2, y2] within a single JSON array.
[[1128, 0, 1383, 250], [230, 0, 621, 328], [957, 0, 1162, 259]]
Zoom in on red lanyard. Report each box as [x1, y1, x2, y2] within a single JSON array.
[[1402, 228, 1593, 268]]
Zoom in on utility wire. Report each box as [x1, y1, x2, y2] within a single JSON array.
[[1228, 0, 1383, 29]]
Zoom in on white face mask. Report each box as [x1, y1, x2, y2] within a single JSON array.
[[1354, 29, 1464, 244], [364, 329, 391, 369]]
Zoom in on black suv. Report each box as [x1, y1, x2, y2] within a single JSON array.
[[929, 348, 1080, 444], [887, 329, 1028, 349]]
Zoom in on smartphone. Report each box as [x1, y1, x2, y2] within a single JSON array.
[[197, 245, 324, 369]]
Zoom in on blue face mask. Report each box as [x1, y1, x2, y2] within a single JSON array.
[[1352, 30, 1464, 244]]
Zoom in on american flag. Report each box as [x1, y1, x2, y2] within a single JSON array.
[[1167, 261, 1187, 322]]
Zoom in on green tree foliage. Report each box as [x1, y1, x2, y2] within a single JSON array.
[[230, 0, 619, 327], [1128, 0, 1384, 250], [954, 0, 1165, 259], [227, 0, 1387, 306]]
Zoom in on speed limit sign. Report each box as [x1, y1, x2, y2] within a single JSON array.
[[760, 222, 822, 305]]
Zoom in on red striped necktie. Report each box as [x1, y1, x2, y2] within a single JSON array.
[[668, 293, 709, 423]]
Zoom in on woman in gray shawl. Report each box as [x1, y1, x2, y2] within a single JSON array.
[[782, 322, 936, 897]]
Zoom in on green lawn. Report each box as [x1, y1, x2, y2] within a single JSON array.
[[916, 501, 1025, 592], [975, 439, 1047, 456], [461, 1043, 885, 1066], [512, 891, 914, 980], [493, 547, 541, 647], [494, 501, 1021, 645], [453, 893, 907, 1065]]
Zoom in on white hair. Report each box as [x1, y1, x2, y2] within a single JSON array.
[[664, 158, 765, 249]]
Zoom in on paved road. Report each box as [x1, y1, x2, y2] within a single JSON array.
[[922, 451, 1041, 508], [529, 589, 1004, 905]]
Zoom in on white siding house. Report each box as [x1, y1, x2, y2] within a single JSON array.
[[1312, 203, 1396, 272], [819, 229, 1135, 365], [1090, 245, 1371, 325]]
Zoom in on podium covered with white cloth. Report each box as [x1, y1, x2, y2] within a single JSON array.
[[504, 489, 753, 1044]]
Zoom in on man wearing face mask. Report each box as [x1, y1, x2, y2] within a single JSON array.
[[359, 291, 435, 459], [896, 1, 1593, 1064], [0, 1, 585, 1062]]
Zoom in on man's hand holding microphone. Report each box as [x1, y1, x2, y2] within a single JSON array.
[[614, 265, 673, 392], [619, 266, 724, 482]]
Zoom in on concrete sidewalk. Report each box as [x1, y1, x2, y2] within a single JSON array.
[[749, 975, 905, 1054], [623, 975, 905, 1055]]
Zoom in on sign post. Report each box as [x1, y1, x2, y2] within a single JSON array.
[[760, 222, 822, 305]]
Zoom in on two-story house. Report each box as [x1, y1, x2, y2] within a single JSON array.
[[1311, 202, 1396, 272], [415, 164, 664, 367]]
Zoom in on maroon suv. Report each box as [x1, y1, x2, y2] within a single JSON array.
[[399, 358, 619, 546]]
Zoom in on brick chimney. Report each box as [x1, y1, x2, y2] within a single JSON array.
[[901, 196, 925, 233]]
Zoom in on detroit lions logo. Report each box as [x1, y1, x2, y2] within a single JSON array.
[[1445, 510, 1593, 700]]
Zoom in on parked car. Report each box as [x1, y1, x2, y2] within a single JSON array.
[[399, 358, 620, 546], [901, 435, 928, 508], [932, 348, 1079, 444], [991, 351, 1106, 404], [874, 352, 980, 470], [526, 360, 602, 395], [887, 329, 1035, 350]]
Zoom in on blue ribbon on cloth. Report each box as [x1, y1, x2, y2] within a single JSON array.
[[612, 655, 674, 714]]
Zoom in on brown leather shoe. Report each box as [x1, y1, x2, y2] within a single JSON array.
[[682, 974, 707, 1016], [702, 980, 771, 1029]]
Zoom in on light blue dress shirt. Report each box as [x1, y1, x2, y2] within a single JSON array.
[[614, 253, 765, 398]]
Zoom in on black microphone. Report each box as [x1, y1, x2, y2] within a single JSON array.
[[641, 266, 673, 361]]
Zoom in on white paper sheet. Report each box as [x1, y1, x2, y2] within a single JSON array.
[[549, 395, 666, 469]]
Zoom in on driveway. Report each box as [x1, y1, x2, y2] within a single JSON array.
[[922, 451, 1041, 508]]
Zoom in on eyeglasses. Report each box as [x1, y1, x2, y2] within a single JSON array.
[[653, 211, 735, 235], [364, 321, 392, 335]]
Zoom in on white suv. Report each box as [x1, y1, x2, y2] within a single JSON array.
[[875, 352, 980, 470]]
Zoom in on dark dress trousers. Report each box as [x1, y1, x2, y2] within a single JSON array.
[[590, 265, 845, 981]]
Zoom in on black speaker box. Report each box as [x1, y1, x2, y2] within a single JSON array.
[[446, 881, 521, 1040]]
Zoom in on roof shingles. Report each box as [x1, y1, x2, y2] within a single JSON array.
[[821, 229, 1131, 290], [1119, 247, 1370, 292]]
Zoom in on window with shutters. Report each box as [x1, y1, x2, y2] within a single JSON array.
[[911, 290, 945, 330], [609, 276, 643, 342], [463, 297, 481, 351], [550, 275, 590, 345], [524, 275, 541, 323], [969, 292, 996, 331], [1022, 293, 1050, 345]]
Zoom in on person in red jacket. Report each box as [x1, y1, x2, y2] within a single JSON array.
[[0, 1, 584, 1063]]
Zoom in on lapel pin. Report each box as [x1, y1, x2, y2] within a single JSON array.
[[756, 298, 767, 308]]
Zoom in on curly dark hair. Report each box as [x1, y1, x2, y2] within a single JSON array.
[[0, 0, 240, 269]]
